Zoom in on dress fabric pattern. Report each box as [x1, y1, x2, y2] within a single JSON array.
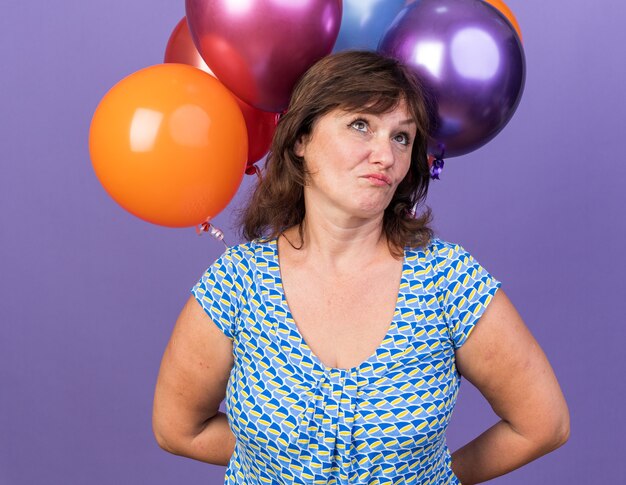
[[192, 237, 501, 485]]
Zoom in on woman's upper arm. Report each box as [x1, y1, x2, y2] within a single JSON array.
[[152, 295, 234, 450], [455, 288, 570, 447]]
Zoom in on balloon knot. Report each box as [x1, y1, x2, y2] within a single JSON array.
[[275, 110, 287, 126], [196, 220, 228, 247], [245, 163, 263, 181], [430, 157, 445, 179], [429, 148, 445, 180]]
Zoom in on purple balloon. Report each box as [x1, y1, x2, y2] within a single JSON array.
[[186, 0, 342, 113], [379, 0, 525, 158]]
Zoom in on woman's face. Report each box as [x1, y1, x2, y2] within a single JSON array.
[[295, 99, 416, 220]]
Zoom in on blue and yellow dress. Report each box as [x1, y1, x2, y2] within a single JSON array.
[[192, 237, 501, 484]]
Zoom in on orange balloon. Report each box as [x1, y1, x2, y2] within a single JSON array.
[[482, 0, 523, 43], [89, 64, 247, 227]]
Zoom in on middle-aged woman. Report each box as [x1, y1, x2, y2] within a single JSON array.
[[153, 51, 570, 484]]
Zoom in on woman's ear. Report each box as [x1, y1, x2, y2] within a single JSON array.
[[294, 135, 307, 158]]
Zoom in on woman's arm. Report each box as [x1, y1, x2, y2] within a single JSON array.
[[152, 295, 236, 465], [450, 289, 570, 485]]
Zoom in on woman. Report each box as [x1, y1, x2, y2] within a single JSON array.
[[152, 51, 569, 484]]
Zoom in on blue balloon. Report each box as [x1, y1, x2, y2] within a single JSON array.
[[333, 0, 407, 52]]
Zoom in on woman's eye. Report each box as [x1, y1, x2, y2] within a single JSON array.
[[350, 119, 368, 132], [394, 133, 410, 145]]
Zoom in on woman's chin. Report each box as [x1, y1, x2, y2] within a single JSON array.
[[347, 202, 390, 220]]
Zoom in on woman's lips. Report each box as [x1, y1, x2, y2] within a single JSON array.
[[362, 173, 392, 186]]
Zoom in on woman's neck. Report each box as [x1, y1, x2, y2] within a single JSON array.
[[282, 211, 391, 273]]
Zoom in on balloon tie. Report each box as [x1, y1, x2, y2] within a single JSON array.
[[254, 163, 263, 182], [244, 163, 263, 181], [430, 148, 445, 180], [196, 220, 228, 248], [430, 157, 445, 179], [275, 110, 287, 126]]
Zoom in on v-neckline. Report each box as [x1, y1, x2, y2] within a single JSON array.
[[269, 237, 409, 374]]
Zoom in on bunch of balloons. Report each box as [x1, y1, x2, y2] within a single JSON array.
[[89, 0, 524, 229]]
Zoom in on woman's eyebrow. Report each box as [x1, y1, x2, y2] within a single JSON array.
[[339, 112, 416, 126]]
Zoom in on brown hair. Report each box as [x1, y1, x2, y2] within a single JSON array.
[[237, 50, 433, 256]]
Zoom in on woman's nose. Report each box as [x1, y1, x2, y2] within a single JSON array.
[[370, 136, 395, 167]]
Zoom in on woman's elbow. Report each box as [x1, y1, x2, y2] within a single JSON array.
[[153, 429, 173, 454], [550, 413, 570, 449], [152, 415, 183, 455], [536, 406, 571, 452]]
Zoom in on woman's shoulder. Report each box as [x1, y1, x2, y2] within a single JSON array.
[[405, 236, 486, 280], [406, 236, 466, 259], [225, 239, 258, 255], [217, 237, 276, 265], [412, 236, 500, 287]]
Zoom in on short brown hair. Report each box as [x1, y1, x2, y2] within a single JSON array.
[[237, 50, 433, 256]]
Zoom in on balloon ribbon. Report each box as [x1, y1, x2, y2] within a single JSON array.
[[430, 149, 445, 180], [245, 163, 264, 182], [430, 158, 445, 179], [196, 220, 228, 247]]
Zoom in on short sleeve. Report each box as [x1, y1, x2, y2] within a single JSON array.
[[191, 247, 245, 339], [434, 241, 502, 349]]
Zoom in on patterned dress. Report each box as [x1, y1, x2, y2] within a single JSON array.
[[192, 237, 501, 484]]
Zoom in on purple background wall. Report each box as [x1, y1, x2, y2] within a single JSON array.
[[1, 1, 624, 483]]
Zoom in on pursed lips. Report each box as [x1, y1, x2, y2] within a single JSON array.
[[362, 173, 392, 185]]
